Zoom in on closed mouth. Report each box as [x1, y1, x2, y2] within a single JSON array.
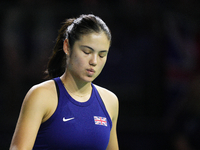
[[87, 69, 95, 73]]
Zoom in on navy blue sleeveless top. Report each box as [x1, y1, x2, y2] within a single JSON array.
[[33, 77, 112, 150]]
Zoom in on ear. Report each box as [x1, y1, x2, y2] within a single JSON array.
[[63, 39, 70, 55]]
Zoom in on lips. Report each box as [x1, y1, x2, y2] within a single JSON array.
[[87, 68, 95, 73], [86, 68, 95, 76]]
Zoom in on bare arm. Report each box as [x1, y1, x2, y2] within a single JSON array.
[[106, 94, 119, 150], [9, 81, 56, 150]]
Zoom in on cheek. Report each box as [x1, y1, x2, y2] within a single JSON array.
[[98, 59, 107, 71], [102, 57, 107, 66], [72, 55, 85, 68], [101, 63, 106, 71]]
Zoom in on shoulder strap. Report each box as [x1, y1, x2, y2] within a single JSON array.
[[53, 77, 60, 99]]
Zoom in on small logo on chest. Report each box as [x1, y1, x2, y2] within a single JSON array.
[[94, 116, 107, 126], [63, 117, 75, 122]]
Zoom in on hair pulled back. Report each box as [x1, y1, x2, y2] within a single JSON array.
[[45, 14, 111, 79]]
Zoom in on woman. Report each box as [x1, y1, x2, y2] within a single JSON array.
[[9, 14, 119, 150]]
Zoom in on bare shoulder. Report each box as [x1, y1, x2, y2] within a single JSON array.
[[23, 79, 57, 122], [93, 84, 119, 121], [26, 80, 56, 102], [94, 84, 118, 100], [30, 79, 55, 92]]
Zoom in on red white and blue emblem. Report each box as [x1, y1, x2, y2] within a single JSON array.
[[94, 116, 107, 126]]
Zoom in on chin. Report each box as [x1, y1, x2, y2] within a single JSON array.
[[83, 76, 96, 83]]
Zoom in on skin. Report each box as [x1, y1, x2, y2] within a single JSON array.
[[9, 32, 119, 150]]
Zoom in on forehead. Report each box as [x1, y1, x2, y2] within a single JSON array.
[[76, 32, 110, 50]]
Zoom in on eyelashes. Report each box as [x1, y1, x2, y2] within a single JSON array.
[[83, 50, 107, 58]]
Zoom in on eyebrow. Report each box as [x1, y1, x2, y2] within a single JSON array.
[[80, 45, 108, 53]]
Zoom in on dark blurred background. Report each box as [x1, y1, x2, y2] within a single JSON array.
[[1, 0, 200, 149]]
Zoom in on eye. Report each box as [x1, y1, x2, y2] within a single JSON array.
[[99, 52, 107, 58], [83, 50, 91, 55]]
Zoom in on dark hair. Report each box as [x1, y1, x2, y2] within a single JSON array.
[[45, 14, 111, 79]]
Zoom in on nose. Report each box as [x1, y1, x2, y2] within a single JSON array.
[[89, 54, 97, 66]]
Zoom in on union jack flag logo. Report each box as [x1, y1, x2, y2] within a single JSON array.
[[94, 116, 107, 126]]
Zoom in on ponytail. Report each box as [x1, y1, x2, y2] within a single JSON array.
[[45, 18, 75, 79]]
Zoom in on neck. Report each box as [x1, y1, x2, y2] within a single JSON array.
[[60, 73, 92, 98]]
